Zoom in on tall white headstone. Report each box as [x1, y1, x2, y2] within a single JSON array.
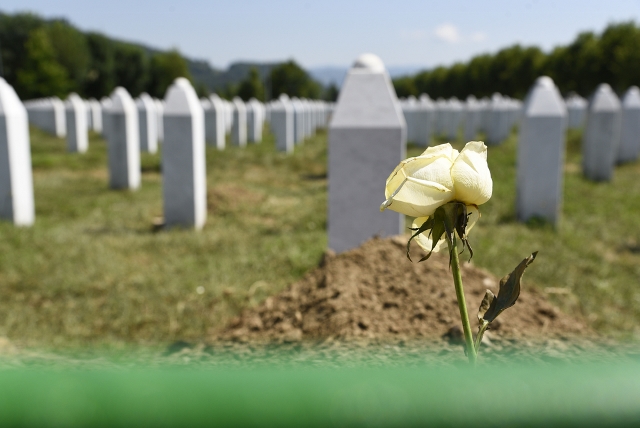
[[231, 97, 247, 147], [464, 95, 481, 142], [136, 93, 158, 154], [0, 78, 35, 226], [328, 53, 406, 253], [617, 86, 640, 164], [65, 93, 88, 153], [162, 78, 206, 229], [108, 87, 140, 190], [270, 97, 294, 153], [247, 98, 263, 143], [154, 99, 164, 142], [414, 94, 435, 147], [100, 97, 112, 140], [516, 76, 567, 226], [88, 99, 102, 133], [582, 83, 622, 181], [206, 94, 226, 150], [565, 94, 587, 130]]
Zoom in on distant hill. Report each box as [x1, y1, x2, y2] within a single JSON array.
[[187, 60, 281, 92], [309, 65, 426, 88]]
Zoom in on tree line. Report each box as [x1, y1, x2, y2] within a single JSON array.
[[393, 21, 640, 100], [0, 12, 336, 102]]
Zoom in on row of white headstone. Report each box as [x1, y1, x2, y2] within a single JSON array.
[[327, 53, 640, 254], [265, 94, 334, 153], [400, 94, 522, 146], [12, 79, 332, 228]]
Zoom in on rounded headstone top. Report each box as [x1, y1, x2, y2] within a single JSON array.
[[535, 76, 555, 89], [279, 93, 290, 102], [66, 92, 85, 109], [164, 77, 201, 115], [111, 87, 136, 113], [352, 53, 385, 73], [0, 77, 26, 116], [622, 86, 640, 108], [589, 83, 621, 111]]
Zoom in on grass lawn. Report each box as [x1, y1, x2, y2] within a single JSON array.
[[0, 124, 638, 349]]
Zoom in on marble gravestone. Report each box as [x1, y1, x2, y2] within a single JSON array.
[[65, 93, 88, 153], [487, 93, 510, 145], [582, 83, 622, 181], [447, 98, 463, 140], [270, 97, 294, 153], [154, 99, 164, 142], [516, 76, 567, 226], [414, 94, 434, 147], [136, 93, 158, 154], [88, 99, 102, 133], [162, 78, 206, 230], [464, 95, 481, 142], [617, 86, 640, 164], [328, 53, 406, 254], [231, 97, 247, 147], [0, 78, 35, 226], [108, 87, 140, 190], [206, 94, 226, 149], [290, 98, 303, 144], [51, 97, 66, 137], [566, 94, 587, 130], [247, 98, 263, 143], [401, 97, 418, 144], [100, 97, 112, 140]]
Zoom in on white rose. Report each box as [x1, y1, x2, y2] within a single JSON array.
[[381, 141, 492, 217]]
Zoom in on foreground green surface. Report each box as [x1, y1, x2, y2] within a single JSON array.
[[0, 124, 639, 347], [1, 361, 639, 427]]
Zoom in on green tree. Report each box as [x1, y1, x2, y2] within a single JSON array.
[[269, 60, 321, 99], [0, 12, 45, 87], [236, 67, 265, 101], [84, 32, 115, 98], [392, 76, 417, 98], [324, 83, 339, 101], [147, 49, 191, 98], [15, 28, 70, 98], [46, 20, 90, 94], [113, 43, 148, 97]]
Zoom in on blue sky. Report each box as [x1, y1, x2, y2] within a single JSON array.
[[2, 0, 640, 70]]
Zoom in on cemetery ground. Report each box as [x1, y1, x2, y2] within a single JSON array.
[[1, 126, 640, 364]]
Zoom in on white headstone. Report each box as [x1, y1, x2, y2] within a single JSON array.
[[291, 98, 305, 144], [108, 87, 140, 189], [0, 78, 35, 226], [516, 76, 567, 226], [447, 98, 463, 140], [65, 93, 88, 153], [617, 86, 640, 164], [136, 93, 158, 154], [414, 94, 435, 147], [88, 99, 102, 133], [162, 78, 206, 229], [100, 97, 112, 141], [328, 53, 406, 253], [486, 93, 510, 145], [154, 99, 164, 142], [231, 97, 247, 147], [206, 94, 226, 149], [566, 94, 587, 130], [246, 98, 263, 143], [582, 83, 622, 181], [463, 95, 481, 142], [270, 97, 294, 153]]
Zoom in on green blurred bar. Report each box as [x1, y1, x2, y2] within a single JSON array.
[[0, 361, 639, 427]]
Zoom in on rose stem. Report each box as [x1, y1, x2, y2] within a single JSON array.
[[447, 236, 477, 366]]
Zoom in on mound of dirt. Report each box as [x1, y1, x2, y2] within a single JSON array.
[[219, 237, 590, 344]]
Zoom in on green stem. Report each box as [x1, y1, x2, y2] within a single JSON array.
[[447, 236, 477, 365]]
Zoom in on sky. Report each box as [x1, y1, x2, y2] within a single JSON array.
[[2, 0, 640, 71]]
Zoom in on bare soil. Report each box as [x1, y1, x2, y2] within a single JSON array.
[[216, 236, 590, 345]]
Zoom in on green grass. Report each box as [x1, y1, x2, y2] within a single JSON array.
[[0, 127, 327, 348], [1, 124, 639, 349], [408, 128, 640, 339]]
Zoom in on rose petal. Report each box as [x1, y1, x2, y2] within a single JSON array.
[[451, 141, 493, 206]]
